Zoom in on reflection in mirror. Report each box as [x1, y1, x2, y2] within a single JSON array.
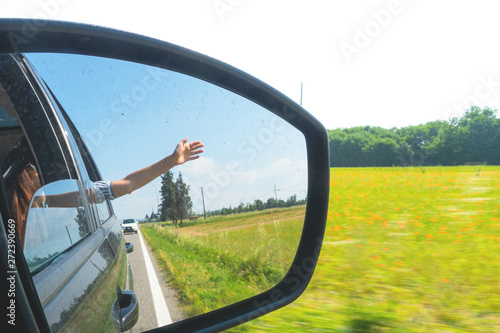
[[85, 180, 111, 225], [25, 179, 89, 273], [27, 53, 307, 329]]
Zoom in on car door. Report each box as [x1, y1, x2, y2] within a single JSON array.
[[0, 53, 136, 332]]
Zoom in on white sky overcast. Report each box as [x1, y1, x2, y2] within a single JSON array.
[[4, 0, 500, 130]]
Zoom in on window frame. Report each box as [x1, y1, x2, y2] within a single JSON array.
[[56, 98, 114, 225]]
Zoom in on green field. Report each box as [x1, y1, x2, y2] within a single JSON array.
[[141, 206, 305, 317], [144, 166, 500, 332]]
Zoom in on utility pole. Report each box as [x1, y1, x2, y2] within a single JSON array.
[[274, 184, 278, 205], [201, 187, 206, 220], [65, 225, 73, 244]]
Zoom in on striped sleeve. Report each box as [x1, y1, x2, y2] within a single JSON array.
[[94, 180, 116, 200]]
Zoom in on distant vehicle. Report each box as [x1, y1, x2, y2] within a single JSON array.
[[122, 219, 139, 234]]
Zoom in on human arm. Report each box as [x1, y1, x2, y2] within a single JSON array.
[[110, 138, 204, 198], [31, 191, 83, 208]]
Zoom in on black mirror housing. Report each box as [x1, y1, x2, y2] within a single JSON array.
[[0, 18, 329, 333], [124, 242, 133, 254]]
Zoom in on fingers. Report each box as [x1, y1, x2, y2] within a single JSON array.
[[188, 141, 204, 149], [178, 139, 204, 162], [190, 149, 204, 155]]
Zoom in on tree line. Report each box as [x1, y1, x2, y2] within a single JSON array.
[[329, 106, 500, 167], [209, 194, 306, 217]]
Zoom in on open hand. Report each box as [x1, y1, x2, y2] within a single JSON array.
[[173, 138, 204, 165]]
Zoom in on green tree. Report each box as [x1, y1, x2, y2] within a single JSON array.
[[329, 126, 400, 167], [426, 119, 462, 165], [266, 198, 277, 209], [397, 121, 443, 166], [159, 171, 177, 222], [286, 194, 297, 207], [75, 207, 88, 238], [458, 106, 499, 164], [254, 199, 264, 211], [175, 172, 192, 225]]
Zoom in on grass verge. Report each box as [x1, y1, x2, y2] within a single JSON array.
[[141, 207, 304, 317]]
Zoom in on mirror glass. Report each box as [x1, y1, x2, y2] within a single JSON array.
[[25, 179, 88, 273], [26, 53, 307, 329]]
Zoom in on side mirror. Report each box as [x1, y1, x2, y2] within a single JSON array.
[[0, 19, 329, 333], [111, 287, 139, 332], [24, 179, 88, 273], [124, 242, 133, 254]]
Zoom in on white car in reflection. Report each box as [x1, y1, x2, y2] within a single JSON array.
[[122, 219, 139, 234]]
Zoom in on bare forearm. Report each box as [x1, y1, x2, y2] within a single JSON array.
[[111, 154, 177, 198], [110, 138, 204, 198], [32, 191, 83, 208]]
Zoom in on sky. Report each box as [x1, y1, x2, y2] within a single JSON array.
[[3, 0, 500, 129], [3, 0, 500, 218], [25, 53, 307, 219]]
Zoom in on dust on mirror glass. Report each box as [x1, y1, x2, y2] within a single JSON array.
[[26, 53, 307, 329]]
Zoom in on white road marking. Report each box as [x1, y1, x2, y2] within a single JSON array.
[[137, 228, 173, 326]]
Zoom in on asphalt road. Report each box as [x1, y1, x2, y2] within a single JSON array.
[[124, 228, 184, 332]]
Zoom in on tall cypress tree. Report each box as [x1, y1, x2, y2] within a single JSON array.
[[175, 172, 192, 225], [159, 171, 177, 222]]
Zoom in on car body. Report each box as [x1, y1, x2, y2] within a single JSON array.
[[122, 219, 138, 234], [0, 52, 138, 332]]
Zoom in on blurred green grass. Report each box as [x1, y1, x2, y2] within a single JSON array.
[[233, 166, 500, 332]]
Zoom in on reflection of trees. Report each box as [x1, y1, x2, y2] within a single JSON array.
[[107, 229, 122, 250], [98, 239, 115, 266], [27, 251, 59, 270], [75, 207, 89, 238]]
